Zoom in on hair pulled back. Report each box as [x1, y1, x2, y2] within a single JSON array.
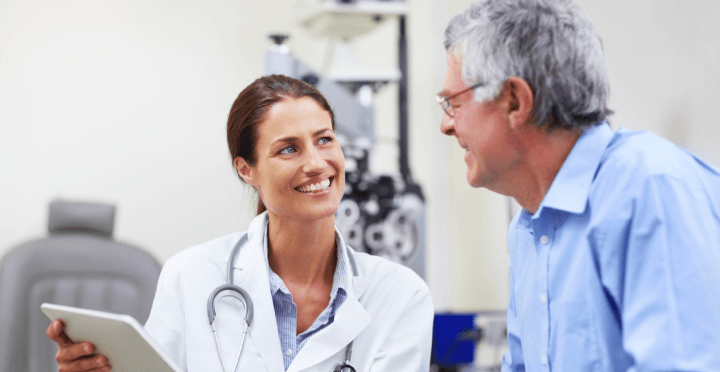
[[226, 74, 335, 214]]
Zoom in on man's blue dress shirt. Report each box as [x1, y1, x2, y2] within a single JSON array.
[[502, 122, 720, 371], [262, 222, 348, 371]]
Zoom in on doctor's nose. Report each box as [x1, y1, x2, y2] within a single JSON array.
[[440, 113, 455, 136], [303, 147, 325, 173]]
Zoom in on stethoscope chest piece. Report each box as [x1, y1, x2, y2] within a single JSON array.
[[333, 362, 357, 372]]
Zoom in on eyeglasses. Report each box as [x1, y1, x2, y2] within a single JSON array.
[[436, 82, 485, 117]]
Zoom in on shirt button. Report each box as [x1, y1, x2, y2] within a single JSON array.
[[286, 349, 293, 356], [540, 235, 549, 244], [540, 295, 547, 304], [541, 355, 548, 365]]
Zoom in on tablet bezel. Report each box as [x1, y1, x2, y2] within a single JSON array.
[[41, 303, 182, 372]]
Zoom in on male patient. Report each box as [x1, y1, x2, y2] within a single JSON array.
[[438, 0, 720, 370]]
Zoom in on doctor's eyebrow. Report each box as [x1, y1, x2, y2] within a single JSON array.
[[273, 128, 333, 144]]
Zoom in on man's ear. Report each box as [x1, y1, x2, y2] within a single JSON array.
[[234, 156, 255, 186], [502, 77, 534, 130]]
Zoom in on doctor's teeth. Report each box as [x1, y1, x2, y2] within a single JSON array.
[[298, 179, 331, 193]]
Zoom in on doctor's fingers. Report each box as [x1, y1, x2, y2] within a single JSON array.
[[47, 320, 101, 362], [55, 341, 97, 363], [46, 320, 111, 372], [46, 320, 74, 348], [57, 354, 110, 372]]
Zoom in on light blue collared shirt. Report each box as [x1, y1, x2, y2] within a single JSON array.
[[262, 222, 348, 371], [503, 122, 720, 371]]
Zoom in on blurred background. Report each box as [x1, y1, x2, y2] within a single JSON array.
[[1, 0, 719, 370]]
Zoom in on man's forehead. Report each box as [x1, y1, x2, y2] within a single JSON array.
[[442, 52, 466, 93]]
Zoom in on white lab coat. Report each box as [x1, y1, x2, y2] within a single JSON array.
[[145, 212, 434, 372]]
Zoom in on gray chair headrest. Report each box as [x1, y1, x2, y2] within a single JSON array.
[[48, 199, 116, 237]]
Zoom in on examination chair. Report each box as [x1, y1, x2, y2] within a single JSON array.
[[0, 199, 162, 372]]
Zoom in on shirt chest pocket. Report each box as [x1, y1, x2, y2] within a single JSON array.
[[549, 300, 601, 372]]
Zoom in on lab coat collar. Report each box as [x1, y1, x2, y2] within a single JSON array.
[[224, 212, 371, 299], [335, 224, 369, 299], [287, 294, 371, 372], [224, 212, 372, 371]]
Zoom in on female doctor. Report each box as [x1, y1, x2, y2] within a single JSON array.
[[47, 74, 434, 372]]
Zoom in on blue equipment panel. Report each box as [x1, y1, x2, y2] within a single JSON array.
[[432, 313, 478, 366]]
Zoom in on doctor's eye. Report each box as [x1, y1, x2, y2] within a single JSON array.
[[318, 136, 334, 145], [279, 146, 296, 155]]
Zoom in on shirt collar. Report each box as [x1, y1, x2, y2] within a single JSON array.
[[533, 122, 615, 217], [262, 220, 348, 299]]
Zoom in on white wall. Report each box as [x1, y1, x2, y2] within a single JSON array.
[[0, 0, 332, 263], [2, 0, 719, 312]]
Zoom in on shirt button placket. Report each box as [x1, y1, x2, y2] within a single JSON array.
[[536, 222, 552, 372]]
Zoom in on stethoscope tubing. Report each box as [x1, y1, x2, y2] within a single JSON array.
[[207, 284, 254, 326], [208, 229, 358, 372]]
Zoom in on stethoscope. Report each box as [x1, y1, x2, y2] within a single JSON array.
[[207, 231, 359, 372]]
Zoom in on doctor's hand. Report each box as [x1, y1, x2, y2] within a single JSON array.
[[46, 319, 111, 372]]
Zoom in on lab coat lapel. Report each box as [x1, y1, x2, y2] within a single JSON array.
[[287, 295, 371, 372], [287, 240, 372, 372], [226, 213, 285, 372]]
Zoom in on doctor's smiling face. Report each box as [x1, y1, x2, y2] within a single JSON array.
[[227, 75, 346, 221], [235, 96, 345, 221]]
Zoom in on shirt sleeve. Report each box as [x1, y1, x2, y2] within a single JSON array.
[[617, 175, 720, 371], [501, 262, 525, 372], [369, 283, 434, 372], [144, 257, 188, 371]]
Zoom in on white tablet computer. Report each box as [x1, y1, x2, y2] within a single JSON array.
[[41, 303, 182, 372]]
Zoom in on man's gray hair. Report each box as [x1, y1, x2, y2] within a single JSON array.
[[445, 0, 612, 130]]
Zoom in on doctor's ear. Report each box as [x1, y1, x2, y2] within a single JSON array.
[[234, 157, 256, 186]]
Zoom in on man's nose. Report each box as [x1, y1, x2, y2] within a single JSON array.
[[440, 114, 455, 136]]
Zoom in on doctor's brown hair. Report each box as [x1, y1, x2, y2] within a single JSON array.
[[227, 74, 336, 215]]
